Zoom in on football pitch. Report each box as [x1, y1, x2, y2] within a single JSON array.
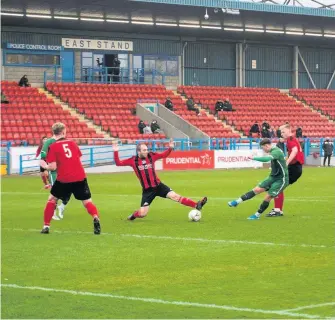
[[1, 168, 334, 319]]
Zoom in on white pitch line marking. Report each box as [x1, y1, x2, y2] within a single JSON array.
[[283, 302, 335, 312], [0, 283, 324, 319], [3, 228, 333, 249]]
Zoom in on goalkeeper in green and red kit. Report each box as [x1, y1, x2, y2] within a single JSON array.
[[228, 138, 289, 220], [41, 136, 70, 220]]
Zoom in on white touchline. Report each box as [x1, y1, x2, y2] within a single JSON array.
[[3, 228, 333, 249], [1, 192, 333, 202], [283, 302, 335, 312], [0, 284, 323, 319]]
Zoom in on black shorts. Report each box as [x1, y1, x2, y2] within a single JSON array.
[[40, 166, 46, 173], [288, 163, 303, 185], [51, 178, 91, 201], [141, 183, 172, 207]]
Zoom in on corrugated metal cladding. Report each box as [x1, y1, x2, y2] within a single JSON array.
[[1, 31, 182, 56], [245, 45, 293, 88], [184, 42, 236, 86], [298, 47, 335, 89]]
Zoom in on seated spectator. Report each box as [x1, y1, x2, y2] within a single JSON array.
[[261, 120, 271, 138], [1, 91, 9, 104], [186, 96, 200, 115], [249, 122, 260, 137], [138, 120, 146, 134], [222, 98, 234, 111], [150, 120, 162, 134], [18, 75, 30, 87], [164, 97, 174, 111], [143, 125, 153, 134], [215, 100, 224, 116], [296, 127, 303, 138]]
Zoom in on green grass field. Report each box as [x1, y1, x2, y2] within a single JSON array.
[[1, 168, 335, 319]]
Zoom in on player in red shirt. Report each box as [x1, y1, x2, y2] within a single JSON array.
[[39, 122, 101, 234], [267, 123, 304, 217], [112, 139, 207, 220], [36, 136, 50, 188]]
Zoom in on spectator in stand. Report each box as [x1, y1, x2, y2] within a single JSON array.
[[150, 120, 162, 134], [18, 75, 30, 87], [138, 120, 146, 134], [112, 57, 121, 83], [249, 122, 260, 137], [164, 97, 174, 111], [276, 127, 282, 139], [322, 138, 334, 167], [222, 98, 234, 111], [215, 99, 224, 116], [296, 127, 303, 138], [143, 125, 153, 134], [1, 91, 9, 104], [261, 120, 271, 138], [276, 138, 285, 153], [186, 96, 200, 116]]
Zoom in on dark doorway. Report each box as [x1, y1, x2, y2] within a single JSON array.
[[105, 54, 117, 83]]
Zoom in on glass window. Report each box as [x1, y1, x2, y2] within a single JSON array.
[[5, 53, 60, 66], [118, 54, 128, 69], [143, 55, 178, 75], [82, 52, 93, 58]]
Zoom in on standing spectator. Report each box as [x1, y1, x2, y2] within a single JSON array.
[[322, 138, 333, 167], [150, 120, 161, 134], [138, 120, 146, 134], [186, 97, 200, 115], [18, 75, 30, 87], [276, 127, 282, 139], [164, 97, 174, 111], [112, 57, 121, 83], [249, 122, 260, 137], [296, 127, 303, 138]]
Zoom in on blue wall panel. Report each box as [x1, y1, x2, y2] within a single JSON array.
[[184, 42, 235, 86], [298, 47, 335, 89], [245, 45, 293, 88]]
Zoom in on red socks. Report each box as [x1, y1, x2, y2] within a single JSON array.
[[274, 192, 284, 211], [179, 197, 197, 208], [41, 176, 48, 185], [85, 202, 99, 219], [44, 200, 57, 226]]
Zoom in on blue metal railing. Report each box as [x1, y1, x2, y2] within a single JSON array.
[[44, 67, 166, 85], [2, 137, 334, 175]]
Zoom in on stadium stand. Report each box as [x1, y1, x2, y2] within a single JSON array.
[[46, 83, 240, 140], [1, 81, 104, 145], [290, 89, 335, 120], [178, 86, 335, 138]]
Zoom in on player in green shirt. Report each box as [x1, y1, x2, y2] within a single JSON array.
[[228, 138, 289, 220], [41, 137, 70, 220]]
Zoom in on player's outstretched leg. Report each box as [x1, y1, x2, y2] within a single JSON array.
[[248, 194, 272, 220], [41, 195, 58, 234], [166, 191, 207, 210], [266, 192, 284, 217], [228, 189, 258, 207], [83, 200, 101, 234], [128, 207, 149, 221]]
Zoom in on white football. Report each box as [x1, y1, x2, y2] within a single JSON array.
[[188, 209, 201, 222]]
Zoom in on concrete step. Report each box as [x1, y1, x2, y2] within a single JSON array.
[[38, 88, 111, 139]]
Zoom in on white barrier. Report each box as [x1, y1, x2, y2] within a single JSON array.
[[214, 150, 263, 169]]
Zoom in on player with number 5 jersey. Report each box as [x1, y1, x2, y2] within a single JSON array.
[[39, 122, 101, 235]]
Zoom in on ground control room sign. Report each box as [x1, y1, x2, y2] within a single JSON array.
[[62, 38, 133, 51]]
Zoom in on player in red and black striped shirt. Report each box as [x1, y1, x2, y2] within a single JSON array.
[[267, 123, 304, 217], [113, 139, 207, 220]]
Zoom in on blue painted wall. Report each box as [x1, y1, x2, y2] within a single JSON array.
[[184, 42, 235, 86], [245, 45, 293, 88], [298, 47, 335, 89]]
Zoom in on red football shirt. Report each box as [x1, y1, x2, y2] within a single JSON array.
[[286, 136, 304, 165], [46, 139, 86, 183]]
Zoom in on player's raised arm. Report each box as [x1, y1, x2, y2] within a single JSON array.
[[249, 155, 273, 162], [150, 138, 174, 161], [112, 140, 133, 166]]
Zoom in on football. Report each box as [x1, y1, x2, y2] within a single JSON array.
[[188, 209, 201, 222]]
